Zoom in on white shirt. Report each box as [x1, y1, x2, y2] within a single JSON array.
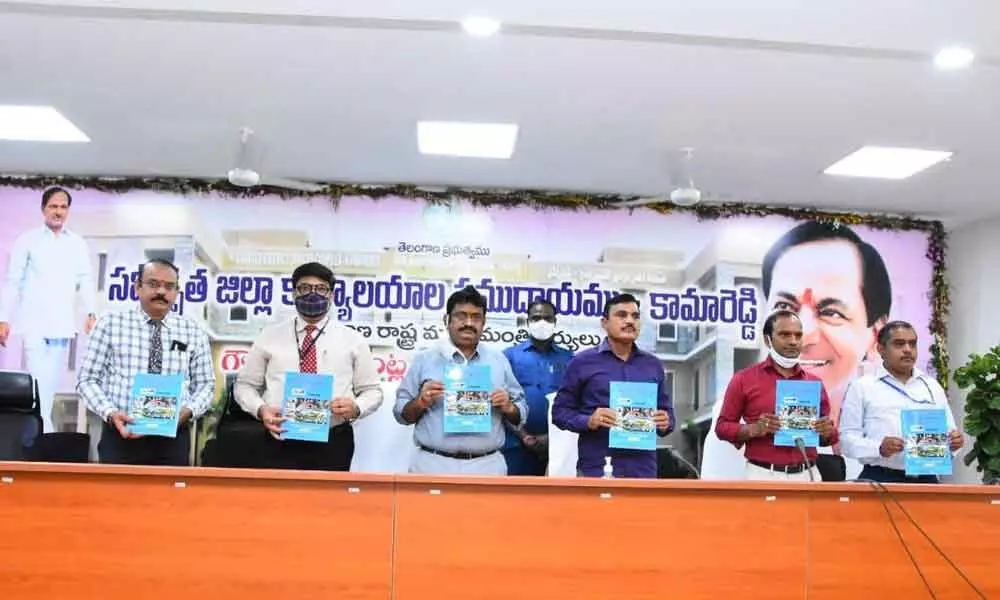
[[839, 364, 957, 471], [0, 226, 94, 339], [234, 316, 384, 425]]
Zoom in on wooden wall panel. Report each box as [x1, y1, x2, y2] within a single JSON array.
[[1, 464, 998, 600], [0, 467, 394, 600]]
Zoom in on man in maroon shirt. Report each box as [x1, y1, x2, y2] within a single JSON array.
[[716, 310, 838, 481]]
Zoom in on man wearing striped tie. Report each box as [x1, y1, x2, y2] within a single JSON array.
[[235, 262, 383, 470], [77, 259, 214, 465]]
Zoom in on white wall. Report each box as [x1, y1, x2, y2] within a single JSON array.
[[946, 217, 1000, 483]]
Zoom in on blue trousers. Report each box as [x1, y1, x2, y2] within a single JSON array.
[[859, 465, 939, 484]]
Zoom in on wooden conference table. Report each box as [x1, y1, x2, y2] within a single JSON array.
[[0, 462, 998, 600]]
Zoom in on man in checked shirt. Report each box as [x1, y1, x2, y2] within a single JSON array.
[[77, 259, 214, 465]]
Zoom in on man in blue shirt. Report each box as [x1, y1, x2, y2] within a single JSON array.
[[503, 299, 573, 476], [552, 293, 675, 478], [394, 286, 527, 476]]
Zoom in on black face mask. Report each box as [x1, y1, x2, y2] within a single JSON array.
[[295, 292, 329, 318]]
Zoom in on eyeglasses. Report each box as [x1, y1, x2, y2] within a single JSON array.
[[296, 284, 332, 295], [450, 311, 485, 324], [141, 279, 178, 292]]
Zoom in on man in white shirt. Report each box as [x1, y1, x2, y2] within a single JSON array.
[[839, 320, 964, 483], [235, 262, 383, 471], [0, 188, 96, 433]]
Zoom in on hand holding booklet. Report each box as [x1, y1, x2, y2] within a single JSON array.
[[901, 408, 952, 476], [443, 364, 492, 433], [281, 372, 334, 443], [608, 381, 657, 451], [774, 380, 821, 447], [129, 373, 184, 437]]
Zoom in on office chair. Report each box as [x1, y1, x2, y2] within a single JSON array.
[[201, 373, 270, 467], [816, 453, 847, 482], [0, 370, 42, 460], [657, 447, 700, 479]]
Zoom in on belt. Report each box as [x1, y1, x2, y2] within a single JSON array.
[[748, 458, 814, 474], [419, 445, 498, 460]]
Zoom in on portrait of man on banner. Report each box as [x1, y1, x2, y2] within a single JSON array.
[[701, 221, 895, 480]]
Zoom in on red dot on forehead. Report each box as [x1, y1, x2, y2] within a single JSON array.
[[800, 288, 815, 307]]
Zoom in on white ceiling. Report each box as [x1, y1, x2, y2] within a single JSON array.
[[1, 0, 998, 222]]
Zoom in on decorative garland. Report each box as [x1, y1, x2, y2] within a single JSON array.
[[0, 175, 951, 388]]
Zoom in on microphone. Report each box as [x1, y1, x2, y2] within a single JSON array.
[[794, 437, 815, 482]]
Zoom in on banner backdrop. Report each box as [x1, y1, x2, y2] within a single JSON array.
[[0, 187, 935, 475]]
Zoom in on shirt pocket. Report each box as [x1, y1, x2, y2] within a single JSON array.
[[163, 340, 191, 376]]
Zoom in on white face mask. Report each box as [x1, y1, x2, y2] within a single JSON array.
[[527, 320, 556, 341], [766, 337, 800, 369]]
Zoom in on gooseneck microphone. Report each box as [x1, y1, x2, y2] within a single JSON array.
[[794, 437, 815, 482]]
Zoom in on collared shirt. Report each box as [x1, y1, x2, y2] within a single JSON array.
[[839, 364, 957, 471], [502, 340, 573, 447], [0, 226, 94, 339], [77, 308, 215, 421], [551, 338, 675, 478], [716, 357, 838, 466], [234, 316, 383, 425], [394, 341, 527, 455]]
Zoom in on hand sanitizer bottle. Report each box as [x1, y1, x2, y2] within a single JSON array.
[[602, 456, 614, 479]]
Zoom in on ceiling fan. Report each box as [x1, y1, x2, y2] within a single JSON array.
[[614, 147, 709, 209], [225, 127, 325, 193]]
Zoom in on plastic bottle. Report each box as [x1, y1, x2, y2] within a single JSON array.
[[602, 456, 614, 479]]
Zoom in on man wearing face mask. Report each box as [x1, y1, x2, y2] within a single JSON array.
[[715, 310, 838, 481], [235, 262, 383, 471], [501, 299, 574, 476], [394, 285, 527, 476]]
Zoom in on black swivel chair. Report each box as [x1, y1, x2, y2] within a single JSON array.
[[201, 373, 270, 468], [816, 453, 847, 482], [657, 447, 700, 479], [0, 370, 42, 461]]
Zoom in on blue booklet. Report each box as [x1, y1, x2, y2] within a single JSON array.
[[608, 381, 657, 451], [901, 408, 952, 476], [443, 364, 492, 434], [774, 380, 821, 447], [281, 372, 334, 443], [129, 373, 184, 437]]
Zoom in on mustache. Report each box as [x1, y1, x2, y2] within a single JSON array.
[[152, 295, 169, 303], [459, 326, 477, 333]]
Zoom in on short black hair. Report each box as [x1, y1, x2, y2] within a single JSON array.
[[41, 187, 72, 209], [291, 262, 334, 287], [602, 293, 640, 318], [527, 298, 557, 315], [447, 285, 488, 315], [877, 320, 916, 346], [761, 221, 891, 327], [762, 310, 800, 339], [138, 259, 180, 282]]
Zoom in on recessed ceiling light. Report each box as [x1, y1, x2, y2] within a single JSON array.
[[417, 121, 518, 159], [461, 16, 501, 37], [934, 46, 975, 70], [823, 146, 952, 180], [0, 105, 90, 142]]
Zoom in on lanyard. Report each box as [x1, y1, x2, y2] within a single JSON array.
[[294, 318, 329, 363], [879, 375, 935, 405]]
